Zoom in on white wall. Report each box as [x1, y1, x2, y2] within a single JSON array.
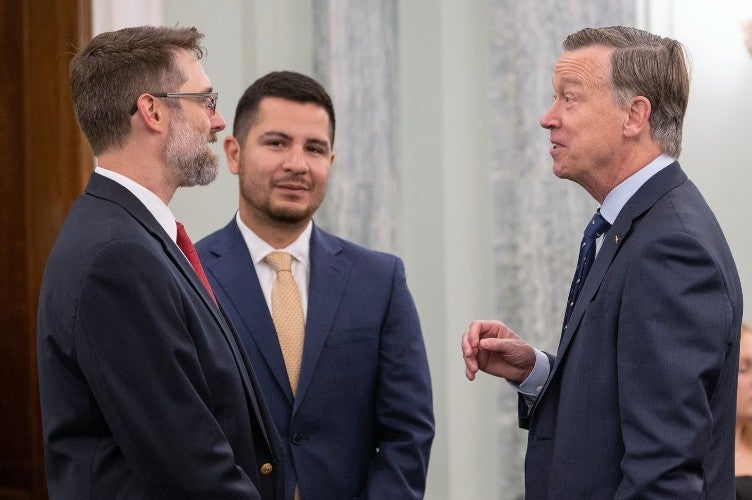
[[398, 2, 500, 498]]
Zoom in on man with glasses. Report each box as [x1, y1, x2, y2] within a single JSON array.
[[37, 25, 283, 499]]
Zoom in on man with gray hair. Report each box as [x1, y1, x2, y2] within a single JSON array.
[[462, 26, 742, 498]]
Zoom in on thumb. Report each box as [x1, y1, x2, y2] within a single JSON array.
[[478, 337, 513, 353]]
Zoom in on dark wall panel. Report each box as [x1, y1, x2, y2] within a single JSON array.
[[0, 1, 90, 498]]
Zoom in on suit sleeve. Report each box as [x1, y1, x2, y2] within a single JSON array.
[[74, 239, 262, 499], [362, 258, 435, 499], [518, 352, 555, 429], [615, 231, 736, 497]]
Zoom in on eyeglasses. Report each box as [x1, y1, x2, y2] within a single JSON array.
[[152, 92, 219, 115]]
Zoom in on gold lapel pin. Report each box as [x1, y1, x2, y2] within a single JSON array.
[[614, 235, 621, 244]]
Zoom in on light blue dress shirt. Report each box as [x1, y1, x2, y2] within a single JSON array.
[[516, 154, 675, 397]]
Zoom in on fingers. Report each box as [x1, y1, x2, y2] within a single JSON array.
[[470, 319, 512, 339], [462, 320, 502, 381], [462, 331, 479, 380], [461, 320, 533, 382]]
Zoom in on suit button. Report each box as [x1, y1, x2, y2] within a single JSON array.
[[260, 463, 273, 475], [292, 433, 303, 445]]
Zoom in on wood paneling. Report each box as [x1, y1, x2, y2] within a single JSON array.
[[1, 1, 90, 498], [0, 0, 31, 491]]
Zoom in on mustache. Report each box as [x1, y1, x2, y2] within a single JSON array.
[[208, 132, 218, 144], [273, 176, 311, 189]]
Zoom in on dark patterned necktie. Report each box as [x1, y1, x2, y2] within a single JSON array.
[[562, 211, 611, 331]]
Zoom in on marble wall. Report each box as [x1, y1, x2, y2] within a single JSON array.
[[312, 0, 401, 253]]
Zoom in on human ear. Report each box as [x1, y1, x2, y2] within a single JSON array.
[[623, 96, 651, 138], [133, 93, 165, 133], [224, 136, 241, 175]]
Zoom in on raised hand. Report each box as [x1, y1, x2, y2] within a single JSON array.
[[461, 320, 536, 383]]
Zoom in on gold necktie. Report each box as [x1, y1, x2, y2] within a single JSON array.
[[264, 251, 305, 394]]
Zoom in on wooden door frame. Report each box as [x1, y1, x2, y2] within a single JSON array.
[[1, 1, 91, 497]]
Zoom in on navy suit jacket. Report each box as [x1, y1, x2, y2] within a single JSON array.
[[197, 220, 434, 499], [521, 163, 743, 498], [37, 173, 284, 499]]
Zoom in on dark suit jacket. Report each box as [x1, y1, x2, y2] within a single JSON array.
[[521, 163, 743, 498], [37, 173, 284, 499], [197, 220, 434, 499]]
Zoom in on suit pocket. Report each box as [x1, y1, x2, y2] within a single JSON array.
[[583, 290, 610, 320], [324, 326, 378, 347]]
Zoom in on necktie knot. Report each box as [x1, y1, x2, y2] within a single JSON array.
[[583, 211, 611, 240], [175, 221, 191, 249], [264, 251, 293, 272]]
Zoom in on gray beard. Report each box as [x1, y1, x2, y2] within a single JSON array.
[[165, 114, 219, 187]]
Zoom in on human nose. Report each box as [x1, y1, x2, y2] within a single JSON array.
[[210, 110, 226, 132], [539, 102, 558, 130], [284, 146, 309, 173]]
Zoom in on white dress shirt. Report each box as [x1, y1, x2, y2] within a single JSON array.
[[94, 166, 178, 242], [234, 211, 312, 320]]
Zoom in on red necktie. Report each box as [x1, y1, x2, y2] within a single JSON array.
[[175, 221, 216, 303]]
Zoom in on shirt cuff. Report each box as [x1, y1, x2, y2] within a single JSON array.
[[508, 348, 549, 396]]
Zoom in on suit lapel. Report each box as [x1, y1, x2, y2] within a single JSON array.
[[216, 301, 272, 447], [86, 174, 220, 318], [536, 163, 688, 404], [554, 216, 630, 362], [203, 222, 294, 402], [295, 226, 349, 406], [86, 174, 272, 447]]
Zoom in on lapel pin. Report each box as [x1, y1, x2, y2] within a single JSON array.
[[614, 235, 621, 244]]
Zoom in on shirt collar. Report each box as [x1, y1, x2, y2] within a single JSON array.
[[234, 212, 312, 268], [599, 154, 675, 224], [95, 166, 178, 241]]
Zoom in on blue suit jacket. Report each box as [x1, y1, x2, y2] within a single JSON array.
[[197, 220, 434, 499], [37, 173, 284, 499], [521, 163, 743, 498]]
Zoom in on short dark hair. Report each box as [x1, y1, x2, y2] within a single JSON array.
[[563, 26, 689, 158], [233, 71, 336, 146], [70, 25, 206, 155]]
